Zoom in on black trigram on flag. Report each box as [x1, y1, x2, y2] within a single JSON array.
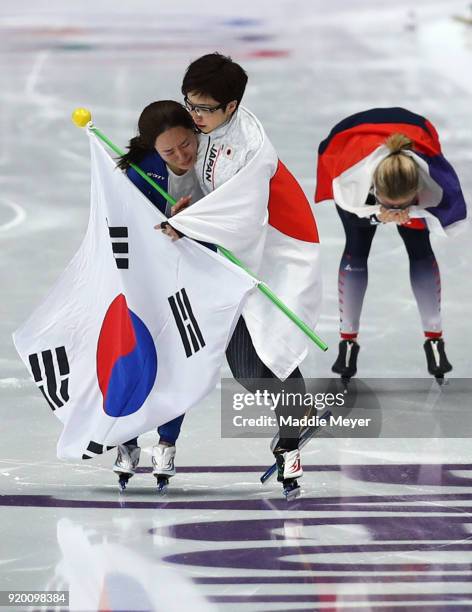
[[82, 441, 115, 460], [28, 346, 70, 411], [168, 288, 206, 357], [108, 226, 129, 269]]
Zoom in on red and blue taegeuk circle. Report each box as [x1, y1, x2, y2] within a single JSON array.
[[96, 294, 157, 417]]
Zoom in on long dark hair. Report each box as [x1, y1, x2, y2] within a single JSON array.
[[117, 100, 195, 170]]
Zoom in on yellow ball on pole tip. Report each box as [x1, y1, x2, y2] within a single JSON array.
[[72, 107, 92, 128]]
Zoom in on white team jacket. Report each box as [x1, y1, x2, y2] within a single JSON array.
[[195, 107, 263, 195]]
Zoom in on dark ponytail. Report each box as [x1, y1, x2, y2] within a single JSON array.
[[117, 100, 195, 170]]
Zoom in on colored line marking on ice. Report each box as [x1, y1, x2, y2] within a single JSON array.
[[2, 494, 472, 512]]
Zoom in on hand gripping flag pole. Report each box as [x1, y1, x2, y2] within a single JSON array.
[[72, 108, 328, 352]]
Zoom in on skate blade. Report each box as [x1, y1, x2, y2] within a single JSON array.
[[118, 476, 130, 492], [118, 473, 133, 493], [157, 483, 168, 495], [156, 476, 169, 495], [283, 480, 301, 501], [284, 485, 301, 501]]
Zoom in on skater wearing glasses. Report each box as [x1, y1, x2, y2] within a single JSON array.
[[159, 53, 322, 498]]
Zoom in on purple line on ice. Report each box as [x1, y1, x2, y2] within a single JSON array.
[[164, 543, 472, 571], [133, 462, 472, 487], [2, 494, 472, 511], [207, 593, 472, 602], [195, 575, 472, 584], [153, 515, 472, 542]]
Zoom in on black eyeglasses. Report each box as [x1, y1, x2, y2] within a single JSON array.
[[184, 97, 225, 117]]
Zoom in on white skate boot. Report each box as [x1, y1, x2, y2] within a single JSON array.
[[274, 448, 303, 500], [113, 444, 141, 491], [152, 444, 176, 493]]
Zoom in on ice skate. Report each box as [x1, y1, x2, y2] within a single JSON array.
[[113, 444, 141, 491], [424, 338, 452, 383], [152, 444, 176, 494], [332, 339, 360, 382], [274, 448, 303, 500]]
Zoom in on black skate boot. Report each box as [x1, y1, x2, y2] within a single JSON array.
[[274, 449, 302, 501], [332, 340, 360, 381], [424, 338, 452, 381]]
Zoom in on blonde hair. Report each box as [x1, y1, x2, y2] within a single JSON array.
[[374, 133, 419, 201]]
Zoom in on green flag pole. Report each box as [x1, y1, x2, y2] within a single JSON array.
[[71, 108, 328, 352]]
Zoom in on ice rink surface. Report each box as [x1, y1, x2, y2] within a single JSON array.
[[1, 0, 472, 610]]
